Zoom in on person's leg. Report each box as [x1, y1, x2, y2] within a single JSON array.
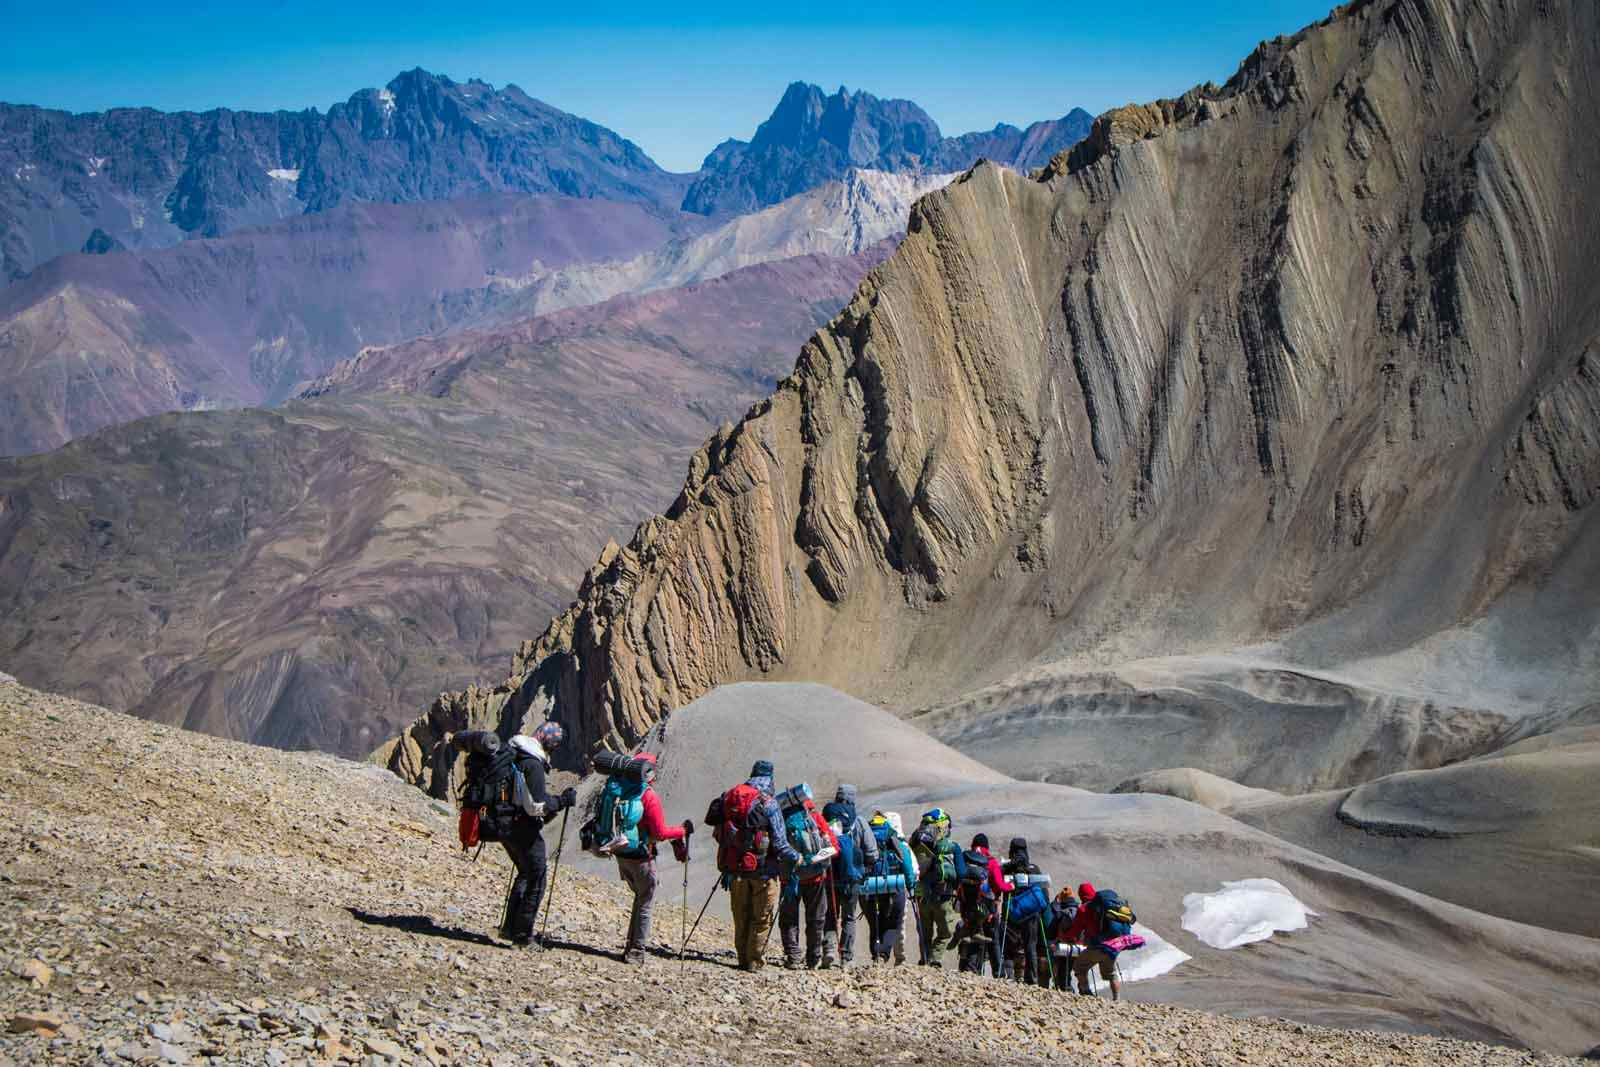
[[881, 891, 904, 962], [753, 878, 779, 971], [780, 881, 802, 967], [862, 894, 883, 960], [895, 895, 909, 965], [804, 880, 828, 967], [729, 878, 753, 968], [502, 825, 547, 943], [1101, 954, 1120, 1001], [619, 857, 657, 959], [838, 890, 858, 963], [818, 880, 838, 967]]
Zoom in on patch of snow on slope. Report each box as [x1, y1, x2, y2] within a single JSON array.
[[1116, 923, 1192, 981], [1181, 878, 1315, 949], [267, 169, 300, 183], [377, 88, 396, 116]]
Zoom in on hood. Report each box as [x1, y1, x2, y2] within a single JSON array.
[[745, 774, 774, 794], [508, 734, 548, 765], [1008, 837, 1030, 865], [834, 784, 858, 807]]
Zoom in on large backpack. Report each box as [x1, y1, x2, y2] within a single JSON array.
[[957, 849, 997, 927], [455, 731, 531, 844], [778, 784, 835, 875], [1088, 889, 1137, 940], [590, 774, 647, 858], [827, 817, 865, 889], [911, 827, 961, 899], [861, 819, 906, 895], [1007, 882, 1052, 926], [711, 782, 772, 875]]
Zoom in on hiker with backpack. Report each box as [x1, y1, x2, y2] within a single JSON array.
[[705, 759, 799, 972], [451, 721, 577, 949], [1046, 886, 1081, 991], [861, 811, 919, 963], [1061, 882, 1141, 1000], [776, 783, 842, 968], [1001, 837, 1052, 986], [581, 751, 690, 964], [908, 808, 966, 967], [821, 784, 880, 968], [954, 833, 1014, 976]]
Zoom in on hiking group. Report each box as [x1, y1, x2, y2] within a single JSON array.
[[453, 732, 1142, 996]]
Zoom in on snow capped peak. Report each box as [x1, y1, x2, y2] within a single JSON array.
[[377, 88, 396, 116]]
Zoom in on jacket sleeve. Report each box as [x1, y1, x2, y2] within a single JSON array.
[[639, 789, 685, 843], [1064, 906, 1096, 945], [855, 818, 881, 867], [988, 857, 1014, 894], [952, 846, 968, 880], [767, 799, 800, 864], [520, 756, 553, 807]]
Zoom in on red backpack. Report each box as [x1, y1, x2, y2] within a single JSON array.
[[712, 783, 771, 874]]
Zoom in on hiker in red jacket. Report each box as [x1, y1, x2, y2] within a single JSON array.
[[956, 833, 1015, 976], [1062, 882, 1122, 1000], [608, 753, 691, 965]]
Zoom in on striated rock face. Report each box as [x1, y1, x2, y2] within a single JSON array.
[[386, 0, 1600, 792]]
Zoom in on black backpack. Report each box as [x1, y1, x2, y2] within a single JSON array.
[[455, 731, 525, 842], [957, 849, 997, 927]]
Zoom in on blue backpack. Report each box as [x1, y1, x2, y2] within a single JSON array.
[[823, 802, 865, 888], [861, 819, 907, 896], [593, 774, 646, 858], [1007, 882, 1051, 925], [1088, 889, 1137, 939]]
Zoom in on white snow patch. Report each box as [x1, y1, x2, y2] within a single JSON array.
[[86, 156, 108, 177], [1181, 878, 1315, 949], [377, 88, 396, 115], [267, 168, 300, 183], [1047, 923, 1189, 983]]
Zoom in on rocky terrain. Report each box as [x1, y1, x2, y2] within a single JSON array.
[[0, 69, 688, 284], [0, 248, 886, 757], [385, 0, 1600, 799], [682, 81, 1091, 216], [4, 677, 1594, 1065]]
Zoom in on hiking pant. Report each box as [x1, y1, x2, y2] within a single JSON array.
[[1007, 918, 1050, 986], [826, 889, 860, 963], [1051, 947, 1073, 991], [895, 897, 909, 965], [780, 877, 831, 966], [918, 896, 957, 966], [863, 889, 905, 962], [499, 819, 547, 941], [959, 935, 1000, 976], [729, 876, 779, 971], [616, 855, 657, 952], [1073, 947, 1116, 993]]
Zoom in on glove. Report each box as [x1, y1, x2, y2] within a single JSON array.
[[682, 818, 695, 836], [559, 787, 577, 810], [671, 838, 690, 863]]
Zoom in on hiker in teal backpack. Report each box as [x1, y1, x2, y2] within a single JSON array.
[[862, 811, 919, 963], [585, 751, 689, 964], [776, 783, 841, 968], [821, 784, 880, 967]]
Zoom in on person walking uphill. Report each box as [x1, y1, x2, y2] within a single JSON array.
[[1061, 882, 1139, 1000], [955, 833, 1013, 976], [821, 784, 879, 967], [777, 783, 841, 968], [707, 760, 800, 972], [584, 752, 690, 964], [862, 811, 918, 963], [908, 808, 966, 967], [452, 721, 576, 949]]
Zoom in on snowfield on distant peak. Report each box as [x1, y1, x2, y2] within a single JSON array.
[[1181, 879, 1315, 949]]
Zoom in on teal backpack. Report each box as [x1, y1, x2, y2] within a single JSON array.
[[778, 783, 834, 874], [594, 774, 647, 858]]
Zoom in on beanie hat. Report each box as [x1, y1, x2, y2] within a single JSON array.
[[1079, 882, 1097, 901], [971, 832, 989, 850], [751, 759, 774, 778]]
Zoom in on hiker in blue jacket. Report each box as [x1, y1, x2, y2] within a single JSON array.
[[821, 784, 880, 967], [863, 811, 919, 963]]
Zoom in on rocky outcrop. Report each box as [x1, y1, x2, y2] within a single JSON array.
[[682, 83, 1091, 217], [387, 0, 1600, 791]]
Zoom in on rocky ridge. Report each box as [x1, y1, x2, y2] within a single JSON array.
[[3, 677, 1589, 1065], [383, 0, 1600, 792]]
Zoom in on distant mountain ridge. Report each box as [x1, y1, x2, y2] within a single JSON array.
[[0, 68, 688, 282], [682, 81, 1092, 216]]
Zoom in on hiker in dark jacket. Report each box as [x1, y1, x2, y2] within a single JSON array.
[[955, 833, 1013, 976], [607, 753, 689, 965], [821, 784, 880, 967], [707, 760, 800, 972], [499, 722, 576, 948], [1062, 882, 1122, 1000], [1001, 837, 1051, 986], [1047, 886, 1081, 990]]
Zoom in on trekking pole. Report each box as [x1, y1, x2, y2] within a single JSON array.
[[1039, 916, 1054, 988], [996, 895, 1009, 978], [539, 807, 570, 940], [678, 880, 720, 962]]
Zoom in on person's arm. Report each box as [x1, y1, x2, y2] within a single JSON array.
[[897, 840, 918, 883], [639, 789, 685, 843], [990, 857, 1014, 895], [952, 846, 967, 880], [520, 757, 573, 815], [1064, 907, 1094, 945], [857, 819, 880, 867]]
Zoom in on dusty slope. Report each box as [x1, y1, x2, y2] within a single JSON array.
[[386, 0, 1600, 797], [0, 251, 883, 757], [10, 680, 1582, 1066], [541, 683, 1600, 1054]]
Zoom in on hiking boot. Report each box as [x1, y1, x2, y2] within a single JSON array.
[[818, 956, 834, 970], [623, 948, 646, 965], [784, 958, 802, 971]]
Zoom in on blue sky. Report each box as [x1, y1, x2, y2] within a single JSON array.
[[0, 1, 1335, 172]]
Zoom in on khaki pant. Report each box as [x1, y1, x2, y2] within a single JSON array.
[[616, 856, 657, 952], [919, 896, 958, 966], [1073, 947, 1116, 991], [729, 877, 779, 971]]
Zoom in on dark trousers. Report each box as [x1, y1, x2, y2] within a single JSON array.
[[958, 935, 1001, 976], [1008, 918, 1051, 986], [827, 890, 861, 962], [864, 890, 906, 961], [499, 819, 547, 941], [780, 877, 831, 965]]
